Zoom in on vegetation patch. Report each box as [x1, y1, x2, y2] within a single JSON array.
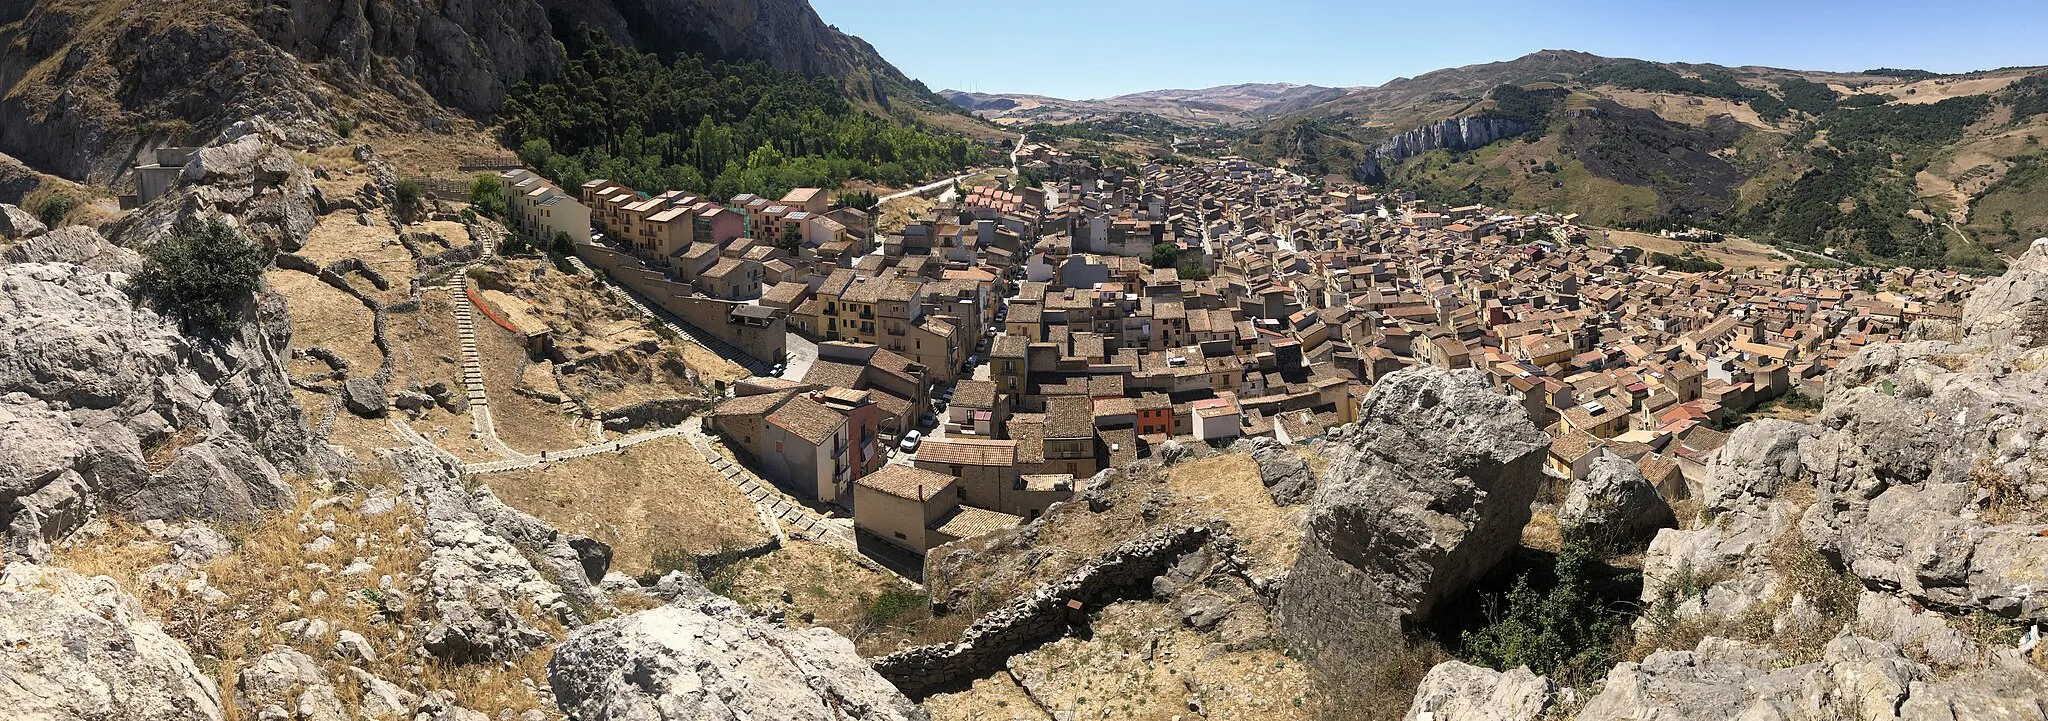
[[132, 218, 271, 335]]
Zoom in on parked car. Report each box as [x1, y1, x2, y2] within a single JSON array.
[[920, 412, 938, 428], [899, 430, 923, 453], [932, 398, 948, 412]]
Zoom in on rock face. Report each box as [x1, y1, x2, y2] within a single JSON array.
[[1577, 636, 2048, 721], [0, 202, 47, 239], [1790, 240, 2048, 621], [0, 260, 327, 561], [392, 448, 569, 662], [106, 122, 323, 252], [1356, 116, 1533, 182], [1403, 662, 1556, 721], [550, 590, 927, 721], [1237, 436, 1315, 505], [0, 563, 224, 721], [1560, 455, 1673, 548], [1275, 367, 1548, 682], [1639, 420, 1813, 625], [1, 225, 142, 273]]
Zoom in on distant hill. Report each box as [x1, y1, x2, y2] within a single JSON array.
[[942, 83, 1348, 127], [1234, 50, 2048, 271]]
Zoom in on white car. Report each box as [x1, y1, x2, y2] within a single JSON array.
[[898, 430, 923, 453]]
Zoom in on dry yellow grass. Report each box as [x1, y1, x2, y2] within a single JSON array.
[[1165, 453, 1302, 576], [720, 539, 938, 655], [1593, 229, 1796, 272], [481, 437, 771, 578], [51, 473, 558, 720], [931, 600, 1314, 721]]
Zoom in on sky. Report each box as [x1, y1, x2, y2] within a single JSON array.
[[810, 0, 2048, 100]]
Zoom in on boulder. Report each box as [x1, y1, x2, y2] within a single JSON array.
[[1403, 661, 1556, 721], [551, 592, 927, 721], [1638, 420, 1814, 627], [342, 377, 389, 417], [1960, 237, 2048, 348], [1578, 635, 2048, 721], [1237, 436, 1315, 505], [1560, 455, 1673, 549], [1158, 439, 1194, 465], [1275, 367, 1548, 682], [0, 202, 46, 239], [390, 448, 564, 662], [0, 563, 224, 720]]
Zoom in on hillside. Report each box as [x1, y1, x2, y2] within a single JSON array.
[[944, 82, 1345, 127], [0, 0, 982, 192], [1238, 51, 2048, 271]]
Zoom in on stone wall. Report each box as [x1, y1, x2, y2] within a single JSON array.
[[872, 524, 1218, 696], [575, 242, 786, 364]]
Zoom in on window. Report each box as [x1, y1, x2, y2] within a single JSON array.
[[949, 465, 962, 476], [893, 531, 907, 540], [956, 486, 966, 499], [775, 441, 783, 453]]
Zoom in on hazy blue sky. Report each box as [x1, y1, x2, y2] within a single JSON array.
[[810, 0, 2048, 99]]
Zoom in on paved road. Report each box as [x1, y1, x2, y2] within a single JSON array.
[[782, 332, 817, 381]]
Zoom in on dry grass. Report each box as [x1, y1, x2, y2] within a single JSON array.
[[719, 539, 945, 657], [1165, 454, 1303, 575], [268, 270, 382, 374], [1629, 520, 1858, 665], [52, 472, 557, 719], [480, 437, 771, 578], [942, 601, 1315, 721], [1971, 462, 2043, 525], [1593, 229, 1797, 272], [473, 317, 588, 454]]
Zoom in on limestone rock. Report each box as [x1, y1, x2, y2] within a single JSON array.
[[1403, 661, 1555, 721], [1158, 439, 1194, 465], [0, 261, 326, 560], [0, 563, 224, 720], [1, 225, 139, 273], [1960, 237, 2048, 348], [1560, 455, 1673, 548], [550, 593, 927, 721], [1578, 635, 2048, 721], [1275, 367, 1547, 684], [390, 448, 564, 662], [342, 377, 389, 417], [1237, 436, 1315, 505], [0, 202, 46, 239]]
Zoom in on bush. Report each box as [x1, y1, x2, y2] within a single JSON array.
[[131, 218, 271, 334], [468, 174, 506, 219], [393, 180, 422, 223], [1461, 533, 1631, 684], [34, 194, 76, 227], [551, 230, 576, 257], [833, 189, 879, 211], [333, 117, 357, 139]]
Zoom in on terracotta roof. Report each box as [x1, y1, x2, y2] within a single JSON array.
[[952, 380, 998, 409], [856, 465, 955, 501], [915, 438, 1017, 467], [766, 395, 844, 445], [933, 506, 1020, 540], [1044, 396, 1095, 439]]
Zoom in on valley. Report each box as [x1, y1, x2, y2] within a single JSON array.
[[0, 2, 2046, 721]]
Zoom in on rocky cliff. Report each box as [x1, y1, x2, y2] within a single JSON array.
[[0, 0, 943, 184], [1353, 115, 1531, 184]]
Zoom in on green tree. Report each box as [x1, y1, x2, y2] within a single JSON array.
[[833, 189, 879, 211], [468, 174, 507, 219], [551, 230, 576, 256], [35, 194, 76, 227], [1147, 242, 1179, 269], [131, 218, 270, 335], [393, 180, 422, 223], [1461, 534, 1629, 683]]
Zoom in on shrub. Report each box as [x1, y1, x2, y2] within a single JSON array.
[[833, 189, 879, 211], [34, 194, 76, 227], [333, 117, 357, 139], [468, 174, 506, 219], [1461, 533, 1631, 684], [551, 230, 576, 257], [132, 218, 271, 334], [393, 180, 422, 222]]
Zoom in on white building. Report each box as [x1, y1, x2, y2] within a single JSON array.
[[500, 169, 591, 246]]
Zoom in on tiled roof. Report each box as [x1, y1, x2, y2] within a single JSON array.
[[766, 395, 843, 445], [915, 438, 1017, 467], [856, 466, 955, 501]]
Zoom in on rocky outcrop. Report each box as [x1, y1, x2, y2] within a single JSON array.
[[1375, 116, 1533, 161], [1, 225, 142, 273], [1269, 368, 1540, 680], [1639, 420, 1814, 625], [875, 524, 1222, 696], [105, 122, 323, 252], [1577, 636, 2048, 721], [392, 448, 565, 662], [1237, 436, 1315, 505], [550, 587, 927, 721], [1790, 241, 2048, 622], [0, 202, 46, 239], [1561, 454, 1674, 548], [1275, 367, 1548, 683], [0, 563, 224, 720], [1403, 662, 1556, 721], [0, 260, 328, 561]]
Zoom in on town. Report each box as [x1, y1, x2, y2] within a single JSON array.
[[493, 145, 1981, 573]]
